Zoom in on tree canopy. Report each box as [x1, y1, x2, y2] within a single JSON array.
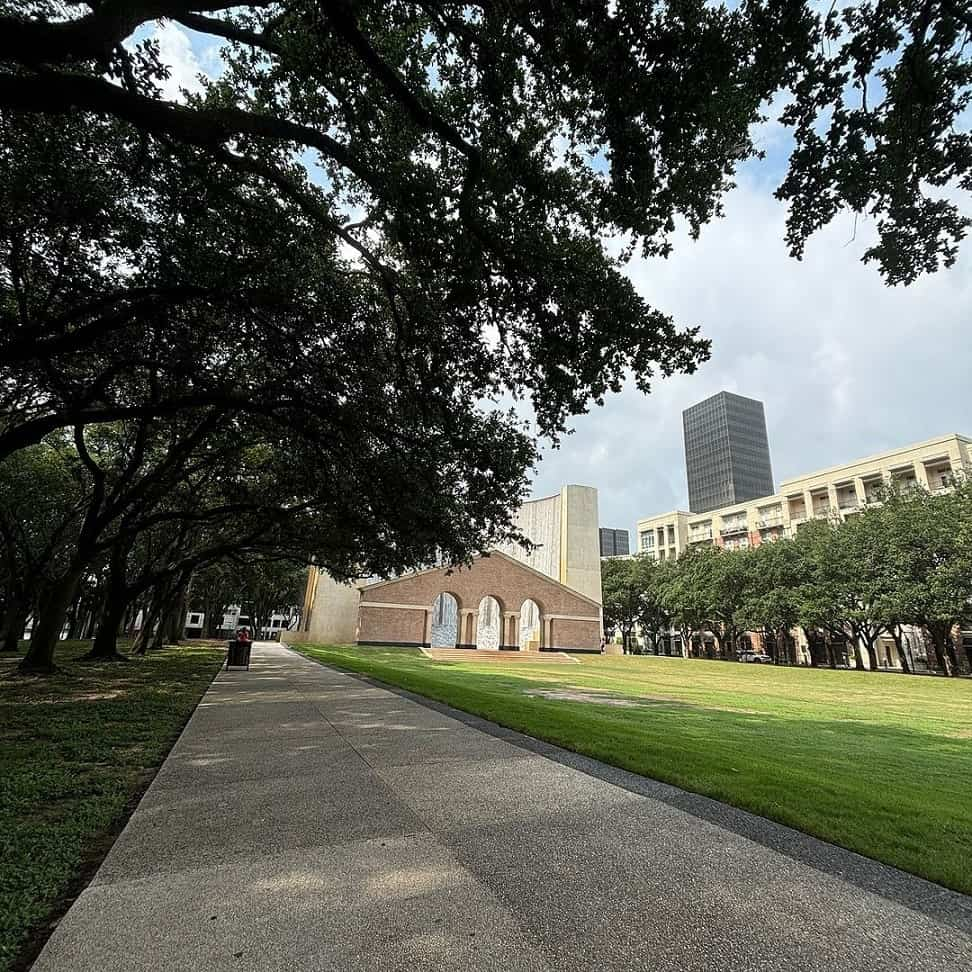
[[3, 2, 969, 453], [611, 482, 972, 675]]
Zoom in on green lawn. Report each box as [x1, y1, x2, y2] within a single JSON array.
[[0, 641, 224, 972], [293, 644, 972, 895]]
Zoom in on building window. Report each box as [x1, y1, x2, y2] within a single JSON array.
[[640, 531, 654, 550]]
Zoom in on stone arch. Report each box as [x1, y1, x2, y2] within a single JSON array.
[[476, 595, 503, 651], [430, 592, 460, 648], [519, 598, 543, 652]]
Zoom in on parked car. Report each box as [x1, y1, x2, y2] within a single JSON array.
[[739, 651, 773, 664]]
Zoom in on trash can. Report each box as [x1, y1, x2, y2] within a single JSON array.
[[226, 639, 252, 670]]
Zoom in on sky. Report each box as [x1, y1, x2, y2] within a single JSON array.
[[158, 22, 972, 539], [531, 181, 972, 533]]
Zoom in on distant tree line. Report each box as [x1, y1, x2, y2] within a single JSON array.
[[601, 482, 972, 677], [0, 424, 314, 667], [189, 560, 307, 640]]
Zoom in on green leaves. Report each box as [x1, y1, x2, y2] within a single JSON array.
[[620, 482, 972, 672], [777, 0, 972, 284]]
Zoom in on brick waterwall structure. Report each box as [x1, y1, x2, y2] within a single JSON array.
[[357, 551, 602, 652]]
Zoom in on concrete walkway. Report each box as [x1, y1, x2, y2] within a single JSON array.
[[34, 643, 972, 971]]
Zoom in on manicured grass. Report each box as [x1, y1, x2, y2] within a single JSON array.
[[0, 641, 224, 971], [292, 644, 972, 895]]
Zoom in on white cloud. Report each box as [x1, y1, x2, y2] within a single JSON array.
[[151, 23, 215, 101], [528, 177, 972, 537]]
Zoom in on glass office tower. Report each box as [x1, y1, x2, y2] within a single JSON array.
[[682, 392, 774, 514], [598, 528, 630, 557]]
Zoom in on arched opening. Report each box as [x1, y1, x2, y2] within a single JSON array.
[[430, 593, 459, 648], [519, 599, 542, 652], [476, 595, 502, 651]]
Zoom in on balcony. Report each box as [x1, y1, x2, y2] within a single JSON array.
[[757, 515, 783, 529], [724, 537, 750, 551], [689, 529, 713, 543], [720, 523, 748, 537]]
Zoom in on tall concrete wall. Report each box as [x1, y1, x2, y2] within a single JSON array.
[[499, 484, 602, 605], [562, 485, 602, 605]]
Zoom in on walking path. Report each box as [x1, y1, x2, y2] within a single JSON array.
[[34, 643, 972, 971]]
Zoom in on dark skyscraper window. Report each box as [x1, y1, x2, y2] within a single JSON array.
[[599, 528, 630, 557], [682, 392, 774, 514]]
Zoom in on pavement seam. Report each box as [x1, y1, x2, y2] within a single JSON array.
[[309, 680, 436, 840], [300, 661, 565, 968], [284, 647, 972, 937]]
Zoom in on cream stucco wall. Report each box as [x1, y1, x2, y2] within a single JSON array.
[[282, 569, 363, 645]]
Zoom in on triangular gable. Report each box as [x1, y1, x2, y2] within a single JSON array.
[[360, 549, 601, 609]]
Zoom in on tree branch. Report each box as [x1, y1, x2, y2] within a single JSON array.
[[0, 70, 380, 190], [0, 2, 272, 64], [322, 3, 480, 165], [173, 11, 284, 56]]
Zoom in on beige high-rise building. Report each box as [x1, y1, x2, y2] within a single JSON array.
[[636, 433, 971, 560], [633, 433, 972, 671]]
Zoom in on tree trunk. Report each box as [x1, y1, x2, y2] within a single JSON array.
[[139, 584, 179, 653], [822, 630, 837, 669], [131, 588, 164, 655], [934, 640, 952, 675], [165, 586, 188, 644], [724, 626, 737, 660], [126, 599, 143, 639], [946, 641, 960, 675], [65, 591, 84, 640], [19, 568, 82, 673], [0, 598, 30, 653], [79, 605, 96, 639], [86, 595, 129, 660], [122, 601, 136, 639], [804, 629, 825, 668], [145, 611, 166, 651], [928, 625, 954, 676], [890, 626, 911, 674], [864, 636, 880, 671], [842, 625, 865, 670]]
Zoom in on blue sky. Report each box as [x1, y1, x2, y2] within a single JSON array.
[[162, 21, 972, 538]]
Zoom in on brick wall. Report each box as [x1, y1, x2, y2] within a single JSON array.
[[358, 552, 601, 651], [357, 605, 425, 647], [549, 618, 600, 652]]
